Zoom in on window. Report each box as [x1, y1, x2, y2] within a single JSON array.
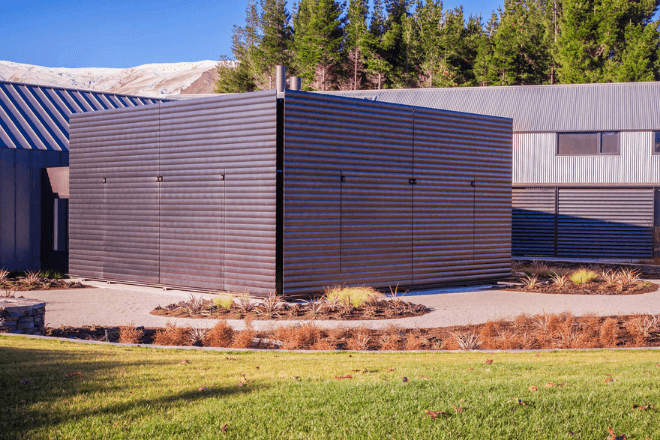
[[556, 132, 620, 156], [654, 131, 660, 154]]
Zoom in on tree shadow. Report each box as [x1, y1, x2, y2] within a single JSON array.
[[0, 344, 264, 436]]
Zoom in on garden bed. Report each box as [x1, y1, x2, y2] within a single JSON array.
[[0, 270, 87, 293], [151, 286, 429, 321], [508, 263, 658, 295], [46, 311, 660, 351]]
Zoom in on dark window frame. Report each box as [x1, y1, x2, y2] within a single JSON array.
[[556, 132, 620, 156], [653, 131, 660, 155]]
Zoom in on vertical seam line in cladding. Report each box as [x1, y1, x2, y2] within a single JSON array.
[[0, 85, 35, 149], [12, 85, 63, 151], [411, 108, 414, 285], [158, 102, 161, 284]]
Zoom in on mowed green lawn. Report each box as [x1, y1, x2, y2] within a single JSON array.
[[1, 336, 659, 439]]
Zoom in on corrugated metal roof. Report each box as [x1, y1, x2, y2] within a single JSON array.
[[322, 82, 660, 133], [0, 80, 166, 151]]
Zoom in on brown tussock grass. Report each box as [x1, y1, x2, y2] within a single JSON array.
[[203, 320, 235, 347], [404, 329, 427, 350], [380, 324, 404, 350], [118, 323, 144, 344], [345, 326, 373, 351], [153, 322, 191, 346], [276, 322, 323, 350], [232, 316, 256, 349], [624, 314, 648, 347], [599, 318, 619, 348]]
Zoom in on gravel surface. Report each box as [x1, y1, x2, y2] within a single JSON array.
[[19, 280, 660, 331]]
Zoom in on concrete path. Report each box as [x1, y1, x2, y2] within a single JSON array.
[[17, 280, 660, 331]]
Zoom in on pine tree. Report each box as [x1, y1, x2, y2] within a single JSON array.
[[345, 0, 370, 90], [556, 0, 660, 83], [474, 0, 551, 86], [257, 0, 293, 89], [292, 0, 346, 90], [364, 0, 393, 88], [382, 0, 414, 87], [214, 1, 261, 93]]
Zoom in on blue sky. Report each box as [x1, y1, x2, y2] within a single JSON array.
[[0, 0, 504, 68]]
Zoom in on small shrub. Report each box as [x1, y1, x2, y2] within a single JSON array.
[[153, 323, 191, 346], [235, 293, 255, 315], [189, 327, 208, 346], [616, 268, 642, 289], [40, 269, 66, 280], [0, 269, 9, 284], [204, 320, 235, 347], [599, 318, 619, 347], [324, 285, 382, 308], [213, 294, 234, 311], [569, 269, 598, 285], [0, 290, 16, 298], [24, 271, 41, 286], [521, 274, 539, 289], [183, 294, 206, 315], [550, 272, 569, 289], [118, 323, 144, 344], [601, 269, 618, 287], [257, 290, 284, 317]]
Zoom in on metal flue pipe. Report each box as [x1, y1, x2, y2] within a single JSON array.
[[275, 65, 286, 92], [290, 76, 302, 91]]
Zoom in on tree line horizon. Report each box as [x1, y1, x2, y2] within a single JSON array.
[[215, 0, 660, 93]]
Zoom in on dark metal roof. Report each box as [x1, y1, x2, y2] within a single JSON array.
[[323, 82, 660, 133], [0, 80, 166, 151]]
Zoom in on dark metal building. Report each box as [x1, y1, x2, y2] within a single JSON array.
[[69, 90, 513, 295], [325, 83, 660, 260], [0, 80, 163, 272]]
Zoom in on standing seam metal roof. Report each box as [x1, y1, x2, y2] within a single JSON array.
[[0, 80, 167, 151], [322, 82, 660, 133]]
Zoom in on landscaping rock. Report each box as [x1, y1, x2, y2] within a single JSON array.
[[0, 298, 45, 335]]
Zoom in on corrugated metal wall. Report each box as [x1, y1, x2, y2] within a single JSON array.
[[283, 91, 512, 296], [513, 187, 654, 258], [513, 132, 660, 185], [557, 189, 654, 258], [512, 188, 556, 256], [69, 91, 277, 292]]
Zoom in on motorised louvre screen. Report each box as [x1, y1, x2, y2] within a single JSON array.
[[557, 132, 598, 155]]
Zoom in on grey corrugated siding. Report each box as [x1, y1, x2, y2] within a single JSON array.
[[513, 132, 660, 185], [283, 91, 512, 296], [557, 189, 654, 258], [69, 91, 277, 292], [323, 82, 660, 132], [512, 188, 556, 257], [512, 187, 654, 258]]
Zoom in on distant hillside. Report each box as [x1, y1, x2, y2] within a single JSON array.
[[0, 60, 224, 97]]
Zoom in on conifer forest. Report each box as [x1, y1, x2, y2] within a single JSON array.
[[215, 0, 660, 92]]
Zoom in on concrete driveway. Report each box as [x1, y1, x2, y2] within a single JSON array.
[[17, 280, 660, 331]]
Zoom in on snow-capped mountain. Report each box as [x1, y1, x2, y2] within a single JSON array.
[[0, 60, 223, 97]]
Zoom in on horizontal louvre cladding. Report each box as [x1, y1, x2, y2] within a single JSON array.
[[70, 91, 277, 292], [413, 108, 512, 284], [283, 91, 414, 295], [512, 188, 556, 256], [557, 189, 654, 258], [283, 91, 513, 295], [69, 105, 161, 282], [158, 91, 277, 293]]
